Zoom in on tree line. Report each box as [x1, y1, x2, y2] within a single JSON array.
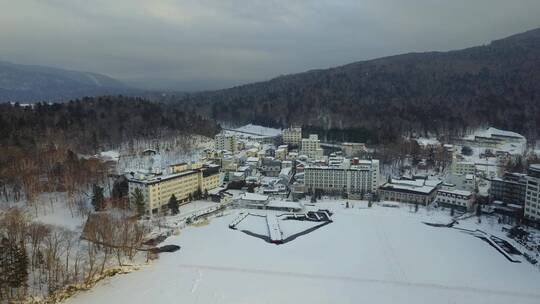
[[0, 95, 219, 153], [175, 28, 540, 144]]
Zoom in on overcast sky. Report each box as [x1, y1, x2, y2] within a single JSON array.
[[1, 0, 539, 91]]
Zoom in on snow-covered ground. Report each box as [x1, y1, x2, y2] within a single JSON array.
[[414, 137, 440, 147], [1, 192, 89, 232], [231, 124, 281, 137], [67, 201, 540, 304], [223, 124, 282, 139]]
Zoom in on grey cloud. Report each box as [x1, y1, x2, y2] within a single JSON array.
[[1, 0, 539, 91]]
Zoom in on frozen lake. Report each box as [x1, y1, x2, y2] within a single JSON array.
[[68, 202, 540, 304]]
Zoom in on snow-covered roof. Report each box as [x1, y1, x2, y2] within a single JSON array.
[[266, 200, 303, 210], [225, 124, 282, 139], [241, 193, 269, 201], [415, 137, 440, 147], [208, 187, 226, 195], [484, 127, 525, 139], [437, 189, 472, 197], [465, 127, 525, 141], [380, 178, 441, 195], [127, 170, 198, 184], [279, 167, 292, 176]]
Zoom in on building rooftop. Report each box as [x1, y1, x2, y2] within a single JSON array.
[[266, 200, 303, 210], [127, 170, 198, 185], [530, 164, 540, 171], [437, 189, 472, 197], [380, 178, 441, 195], [241, 193, 269, 201]]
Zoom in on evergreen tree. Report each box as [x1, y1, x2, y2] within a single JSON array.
[[194, 187, 202, 200], [112, 176, 129, 199], [168, 194, 179, 215], [14, 243, 28, 290], [451, 206, 455, 216], [132, 188, 146, 217], [91, 184, 105, 211], [0, 239, 28, 291]]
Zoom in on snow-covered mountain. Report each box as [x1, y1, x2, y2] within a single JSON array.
[[0, 60, 138, 102]]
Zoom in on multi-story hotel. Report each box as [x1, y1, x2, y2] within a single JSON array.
[[282, 126, 302, 146], [451, 160, 476, 176], [301, 134, 324, 160], [304, 158, 379, 194], [489, 172, 527, 205], [215, 133, 238, 152], [524, 164, 540, 223], [127, 163, 221, 215]]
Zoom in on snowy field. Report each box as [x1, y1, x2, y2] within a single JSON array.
[[223, 124, 282, 139], [67, 202, 540, 304]]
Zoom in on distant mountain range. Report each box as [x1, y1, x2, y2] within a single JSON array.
[[0, 61, 139, 102], [3, 27, 540, 143], [181, 27, 540, 143]]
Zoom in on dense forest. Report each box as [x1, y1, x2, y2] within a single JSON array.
[[0, 96, 219, 153], [178, 27, 540, 144]]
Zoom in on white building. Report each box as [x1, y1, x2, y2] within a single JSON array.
[[236, 193, 269, 209], [379, 178, 441, 205], [304, 159, 379, 194], [444, 173, 476, 192], [342, 142, 367, 157], [461, 127, 527, 155], [282, 126, 302, 146], [301, 134, 324, 160], [275, 145, 288, 160], [214, 133, 238, 152], [452, 160, 475, 176], [524, 164, 540, 222], [435, 189, 474, 212]]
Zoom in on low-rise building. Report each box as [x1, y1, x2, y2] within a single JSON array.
[[378, 178, 441, 205], [342, 142, 367, 158], [261, 158, 281, 177], [435, 189, 474, 212], [275, 147, 287, 161], [445, 173, 476, 192], [237, 193, 269, 209]]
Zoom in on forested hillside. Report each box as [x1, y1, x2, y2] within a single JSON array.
[[180, 28, 540, 143], [0, 96, 218, 153]]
